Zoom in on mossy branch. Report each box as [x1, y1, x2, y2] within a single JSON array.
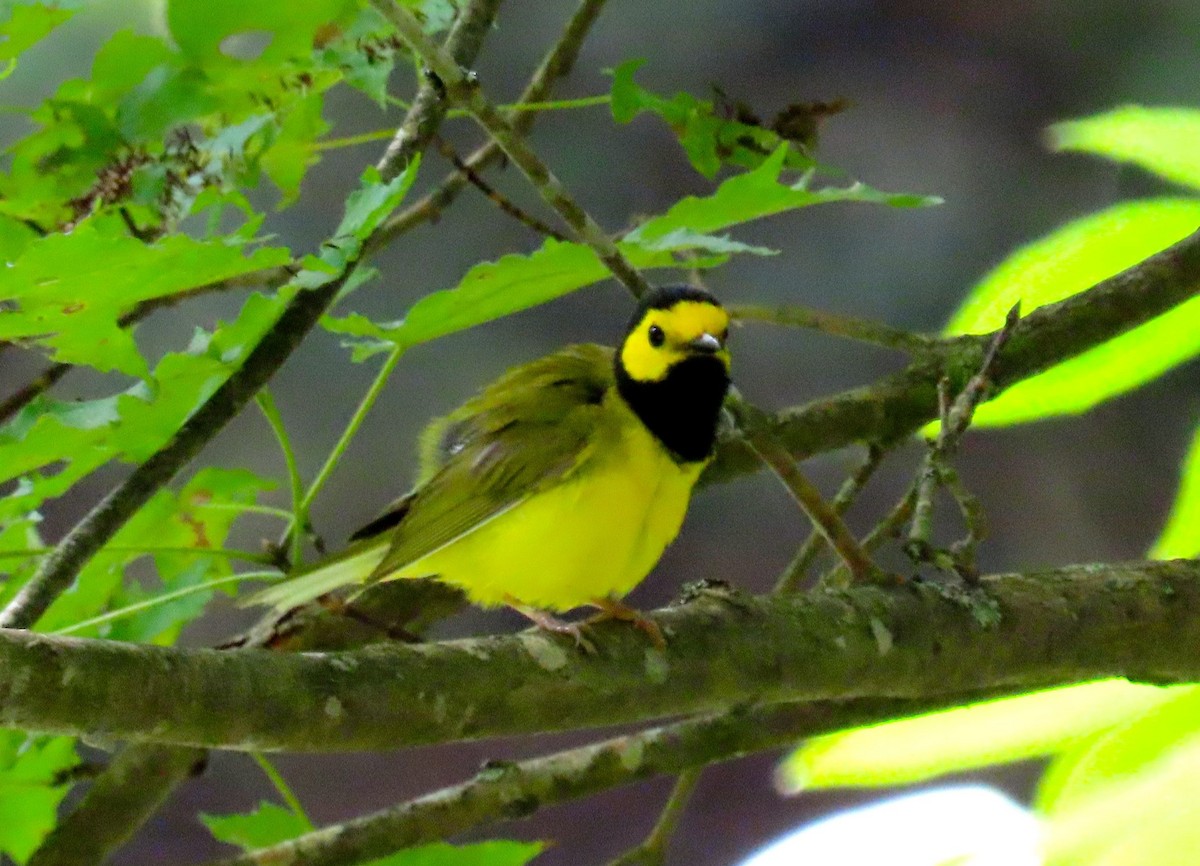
[[2, 559, 1198, 751]]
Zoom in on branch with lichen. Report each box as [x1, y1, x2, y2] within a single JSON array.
[[3, 559, 1199, 751]]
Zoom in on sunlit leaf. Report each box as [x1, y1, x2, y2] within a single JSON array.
[[1149, 424, 1200, 559], [1037, 685, 1200, 815], [1050, 106, 1200, 193], [779, 680, 1180, 791], [1044, 737, 1200, 866], [0, 731, 78, 863], [940, 199, 1200, 427]]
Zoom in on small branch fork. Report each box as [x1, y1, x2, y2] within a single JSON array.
[[905, 303, 1020, 581]]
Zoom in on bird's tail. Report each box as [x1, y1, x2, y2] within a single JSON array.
[[243, 541, 389, 613]]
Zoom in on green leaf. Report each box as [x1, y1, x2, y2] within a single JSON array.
[[0, 3, 77, 61], [778, 680, 1181, 791], [0, 217, 291, 375], [608, 59, 818, 177], [1149, 424, 1200, 559], [0, 291, 286, 523], [296, 160, 420, 289], [167, 0, 358, 63], [0, 731, 79, 864], [363, 841, 545, 866], [1043, 736, 1200, 866], [325, 147, 934, 349], [1038, 685, 1200, 815], [941, 198, 1200, 427], [1050, 106, 1200, 192], [202, 801, 311, 849]]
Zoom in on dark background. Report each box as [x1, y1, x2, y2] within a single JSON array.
[[6, 0, 1200, 863]]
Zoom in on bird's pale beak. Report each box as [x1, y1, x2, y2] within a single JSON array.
[[687, 333, 723, 354]]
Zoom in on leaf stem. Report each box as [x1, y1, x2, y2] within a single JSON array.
[[256, 388, 306, 566], [606, 769, 702, 866], [313, 96, 610, 152], [49, 571, 281, 636], [249, 752, 314, 829], [0, 546, 276, 565], [300, 345, 405, 516], [729, 302, 935, 354]]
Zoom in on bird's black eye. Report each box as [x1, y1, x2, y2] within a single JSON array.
[[648, 324, 665, 347]]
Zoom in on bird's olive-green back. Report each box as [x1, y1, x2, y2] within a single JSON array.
[[364, 343, 617, 580]]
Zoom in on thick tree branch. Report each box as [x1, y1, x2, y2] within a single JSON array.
[[2, 560, 1197, 751], [200, 692, 1006, 866], [705, 226, 1200, 484]]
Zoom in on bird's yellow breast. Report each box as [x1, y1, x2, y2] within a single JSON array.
[[393, 392, 705, 611]]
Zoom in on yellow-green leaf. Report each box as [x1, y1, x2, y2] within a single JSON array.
[[1038, 685, 1200, 815], [779, 680, 1180, 792], [1050, 106, 1200, 192], [1044, 736, 1200, 866], [942, 199, 1200, 427], [1149, 424, 1200, 559]]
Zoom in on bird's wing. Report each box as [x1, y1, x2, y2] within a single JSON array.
[[365, 343, 616, 579]]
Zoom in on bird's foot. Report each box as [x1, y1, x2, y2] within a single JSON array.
[[505, 596, 596, 654], [587, 596, 666, 650]]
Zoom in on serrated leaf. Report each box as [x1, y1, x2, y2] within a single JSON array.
[[778, 680, 1180, 792], [0, 217, 290, 375], [1149, 423, 1200, 559], [325, 147, 932, 350], [609, 59, 818, 177], [1037, 685, 1200, 815], [939, 198, 1200, 428], [167, 0, 358, 63], [295, 160, 420, 289], [0, 291, 286, 523], [202, 802, 310, 849], [0, 3, 77, 61], [1050, 106, 1200, 193], [0, 731, 78, 864]]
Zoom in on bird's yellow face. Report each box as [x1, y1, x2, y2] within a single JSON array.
[[619, 299, 731, 383]]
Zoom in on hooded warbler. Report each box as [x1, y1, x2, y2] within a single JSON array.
[[249, 284, 731, 646]]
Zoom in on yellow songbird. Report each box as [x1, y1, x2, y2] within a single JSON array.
[[249, 285, 732, 646]]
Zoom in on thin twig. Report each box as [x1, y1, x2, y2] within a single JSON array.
[[730, 397, 878, 584], [774, 444, 886, 593], [606, 769, 702, 866], [905, 303, 1020, 576], [370, 0, 609, 251], [431, 134, 567, 240], [820, 484, 917, 589], [730, 303, 934, 354], [255, 389, 306, 568], [371, 0, 653, 300]]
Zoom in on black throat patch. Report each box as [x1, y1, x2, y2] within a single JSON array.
[[614, 354, 730, 463]]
